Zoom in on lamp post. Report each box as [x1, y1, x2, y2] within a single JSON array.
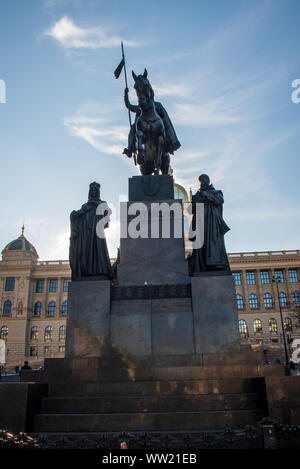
[[272, 275, 289, 373]]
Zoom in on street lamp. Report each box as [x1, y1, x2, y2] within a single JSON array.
[[272, 275, 289, 373]]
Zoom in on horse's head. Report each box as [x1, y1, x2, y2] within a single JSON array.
[[132, 69, 154, 112]]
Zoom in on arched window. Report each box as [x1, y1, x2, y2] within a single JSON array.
[[284, 317, 292, 331], [34, 301, 42, 316], [61, 300, 68, 315], [293, 292, 300, 307], [239, 319, 248, 336], [254, 319, 263, 333], [264, 293, 273, 308], [59, 325, 66, 340], [44, 326, 53, 341], [47, 301, 56, 316], [249, 294, 258, 309], [236, 294, 244, 309], [269, 318, 278, 333], [31, 326, 38, 340], [279, 292, 287, 307], [0, 325, 8, 340], [3, 300, 12, 315]]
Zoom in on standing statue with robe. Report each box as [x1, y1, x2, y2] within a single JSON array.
[[69, 182, 113, 281], [189, 174, 231, 273]]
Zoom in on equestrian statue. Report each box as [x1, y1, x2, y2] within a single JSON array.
[[123, 69, 181, 175]]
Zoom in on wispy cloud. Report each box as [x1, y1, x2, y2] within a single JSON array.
[[45, 15, 139, 49], [64, 101, 130, 157], [152, 83, 191, 98]]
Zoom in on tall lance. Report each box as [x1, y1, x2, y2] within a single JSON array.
[[114, 42, 137, 166]]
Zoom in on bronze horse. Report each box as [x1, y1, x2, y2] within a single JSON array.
[[123, 69, 181, 175]]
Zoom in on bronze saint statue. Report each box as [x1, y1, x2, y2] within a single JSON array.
[[189, 174, 230, 273], [69, 182, 113, 281], [123, 69, 181, 175]]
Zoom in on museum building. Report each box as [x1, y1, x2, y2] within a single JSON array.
[[0, 222, 299, 366]]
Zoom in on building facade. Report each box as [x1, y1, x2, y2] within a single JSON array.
[[0, 231, 70, 366], [1, 229, 300, 367], [229, 250, 300, 348]]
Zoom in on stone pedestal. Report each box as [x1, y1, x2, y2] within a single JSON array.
[[191, 274, 240, 354], [118, 174, 190, 286], [117, 199, 190, 286], [129, 174, 174, 201], [65, 280, 111, 358], [65, 174, 240, 359]]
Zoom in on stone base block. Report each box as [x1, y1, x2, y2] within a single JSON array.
[[128, 174, 174, 201], [65, 280, 111, 358], [118, 199, 190, 285], [191, 274, 241, 354]]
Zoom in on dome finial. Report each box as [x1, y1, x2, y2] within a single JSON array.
[[21, 223, 25, 237]]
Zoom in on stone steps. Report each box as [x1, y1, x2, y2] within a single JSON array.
[[48, 378, 256, 397], [34, 409, 263, 432], [41, 393, 259, 414], [44, 364, 267, 383], [32, 357, 271, 435]]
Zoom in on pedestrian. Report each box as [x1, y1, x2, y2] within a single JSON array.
[[289, 359, 296, 375], [20, 361, 31, 376]]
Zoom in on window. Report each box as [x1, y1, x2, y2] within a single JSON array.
[[239, 319, 248, 336], [31, 326, 38, 340], [246, 271, 256, 285], [249, 294, 258, 309], [293, 292, 300, 307], [289, 269, 299, 283], [30, 346, 37, 357], [59, 325, 66, 340], [49, 279, 58, 292], [36, 279, 44, 293], [5, 277, 15, 291], [232, 272, 241, 286], [59, 345, 65, 354], [47, 301, 56, 316], [44, 346, 52, 356], [264, 293, 273, 308], [44, 326, 53, 341], [269, 318, 278, 333], [63, 279, 71, 292], [284, 317, 292, 331], [254, 319, 263, 333], [34, 302, 42, 316], [236, 294, 244, 309], [260, 271, 270, 284], [61, 300, 68, 315], [3, 300, 12, 315], [274, 270, 284, 283], [0, 325, 8, 340], [279, 292, 288, 307]]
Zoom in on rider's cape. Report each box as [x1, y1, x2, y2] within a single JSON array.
[[155, 102, 181, 154]]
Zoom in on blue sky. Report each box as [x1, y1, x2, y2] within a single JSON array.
[[0, 0, 299, 260]]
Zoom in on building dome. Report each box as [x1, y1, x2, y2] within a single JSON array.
[[174, 182, 189, 202], [2, 227, 38, 258]]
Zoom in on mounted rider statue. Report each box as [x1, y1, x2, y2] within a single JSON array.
[[123, 69, 181, 175]]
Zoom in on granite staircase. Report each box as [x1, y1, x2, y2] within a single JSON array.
[[32, 357, 274, 435]]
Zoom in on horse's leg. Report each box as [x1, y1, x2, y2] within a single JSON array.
[[136, 129, 145, 165], [161, 152, 170, 174], [155, 135, 164, 175], [140, 160, 154, 175]]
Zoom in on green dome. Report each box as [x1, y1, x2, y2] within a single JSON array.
[[2, 231, 38, 258]]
